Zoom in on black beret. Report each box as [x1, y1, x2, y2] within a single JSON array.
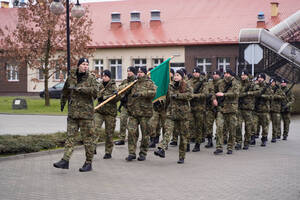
[[241, 69, 249, 76], [213, 70, 221, 76], [258, 73, 266, 80], [193, 67, 201, 73], [128, 66, 137, 75], [176, 69, 185, 78], [102, 69, 111, 78], [77, 57, 89, 67], [225, 68, 235, 76], [138, 67, 147, 74]]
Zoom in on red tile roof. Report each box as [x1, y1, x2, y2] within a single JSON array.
[[1, 0, 300, 48]]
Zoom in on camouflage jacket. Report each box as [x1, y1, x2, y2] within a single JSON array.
[[217, 77, 240, 114], [118, 75, 136, 109], [127, 76, 157, 117], [96, 79, 119, 117], [255, 81, 272, 113], [206, 78, 221, 111], [189, 76, 207, 111], [166, 80, 193, 120], [270, 85, 285, 113], [239, 78, 260, 110], [281, 86, 295, 113], [61, 68, 98, 120]]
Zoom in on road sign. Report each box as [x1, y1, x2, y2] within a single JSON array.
[[244, 44, 263, 64]]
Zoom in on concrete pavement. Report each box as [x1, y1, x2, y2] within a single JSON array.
[[0, 116, 299, 200]]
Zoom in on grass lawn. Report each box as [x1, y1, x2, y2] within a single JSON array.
[[0, 96, 68, 115]]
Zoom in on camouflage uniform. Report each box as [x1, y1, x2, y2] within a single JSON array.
[[255, 81, 272, 143], [118, 75, 136, 141], [188, 76, 207, 147], [149, 100, 167, 139], [281, 85, 295, 138], [126, 75, 156, 157], [270, 84, 285, 141], [158, 80, 193, 160], [237, 77, 260, 147], [215, 76, 240, 151], [94, 79, 119, 155], [60, 68, 98, 164]]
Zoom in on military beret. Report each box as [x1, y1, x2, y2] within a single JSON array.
[[258, 73, 266, 80], [225, 68, 235, 76], [213, 70, 221, 76], [102, 70, 111, 78], [138, 66, 147, 74], [128, 66, 137, 75], [241, 69, 249, 76], [193, 67, 201, 73], [176, 69, 185, 78], [181, 68, 187, 75], [77, 57, 89, 67]]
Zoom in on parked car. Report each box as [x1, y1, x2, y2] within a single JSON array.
[[40, 82, 65, 99]]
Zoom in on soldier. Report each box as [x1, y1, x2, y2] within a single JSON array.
[[154, 70, 193, 163], [93, 70, 119, 159], [125, 67, 157, 161], [53, 58, 98, 172], [213, 69, 239, 155], [189, 67, 207, 152], [269, 78, 285, 143], [114, 66, 137, 145], [236, 70, 260, 150], [204, 70, 222, 148], [280, 79, 295, 140], [255, 73, 272, 146]]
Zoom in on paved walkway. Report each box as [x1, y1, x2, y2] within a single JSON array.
[[0, 116, 300, 200], [0, 114, 120, 135]]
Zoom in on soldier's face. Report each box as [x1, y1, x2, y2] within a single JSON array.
[[271, 81, 276, 86], [137, 71, 145, 77], [174, 73, 182, 82], [258, 77, 264, 82], [281, 82, 287, 87], [193, 72, 200, 78], [213, 74, 220, 80], [241, 74, 248, 80], [224, 73, 231, 78], [78, 62, 89, 73], [102, 75, 110, 82], [127, 71, 134, 77]]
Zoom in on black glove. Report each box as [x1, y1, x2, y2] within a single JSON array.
[[60, 104, 64, 112], [132, 93, 140, 98], [98, 97, 104, 103], [113, 90, 118, 96]]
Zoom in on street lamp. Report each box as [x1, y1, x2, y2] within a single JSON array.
[[50, 0, 85, 75]]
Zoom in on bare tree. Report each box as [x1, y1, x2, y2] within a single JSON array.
[[0, 0, 94, 106]]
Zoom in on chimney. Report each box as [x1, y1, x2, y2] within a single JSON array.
[[130, 11, 141, 29], [257, 12, 266, 28], [111, 12, 122, 29], [271, 2, 279, 17], [150, 10, 161, 27], [1, 0, 9, 8]]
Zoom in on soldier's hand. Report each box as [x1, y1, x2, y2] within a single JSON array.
[[213, 99, 218, 106]]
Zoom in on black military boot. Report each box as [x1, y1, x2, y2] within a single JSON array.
[[186, 143, 190, 152], [283, 136, 287, 140], [192, 143, 200, 152], [255, 134, 259, 139], [53, 159, 69, 169], [227, 150, 233, 155], [154, 136, 160, 144], [154, 148, 165, 158], [235, 144, 242, 150], [276, 136, 281, 139], [271, 138, 276, 143], [169, 141, 178, 146], [177, 158, 184, 164], [250, 136, 256, 145], [103, 153, 112, 159], [125, 154, 136, 161], [205, 137, 213, 148], [115, 140, 125, 145], [243, 145, 249, 150], [79, 162, 92, 172], [137, 154, 146, 161], [94, 149, 97, 155], [261, 137, 267, 147], [149, 137, 156, 148], [214, 149, 223, 155]]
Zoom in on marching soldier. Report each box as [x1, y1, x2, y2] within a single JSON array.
[[154, 70, 193, 163], [213, 69, 239, 155], [53, 58, 98, 172], [280, 79, 295, 140], [93, 70, 119, 159], [125, 67, 157, 161], [115, 66, 137, 145]]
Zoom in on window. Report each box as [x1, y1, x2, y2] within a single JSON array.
[[38, 69, 44, 80], [6, 65, 19, 81], [94, 59, 104, 76], [133, 59, 147, 68], [153, 58, 163, 67], [196, 58, 212, 73], [54, 69, 66, 80], [217, 57, 230, 72], [110, 59, 122, 80]]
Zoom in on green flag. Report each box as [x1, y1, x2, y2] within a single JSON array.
[[150, 57, 171, 102]]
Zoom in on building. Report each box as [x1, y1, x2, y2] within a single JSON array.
[[0, 0, 300, 94]]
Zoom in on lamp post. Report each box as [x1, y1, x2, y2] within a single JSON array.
[[50, 0, 85, 75]]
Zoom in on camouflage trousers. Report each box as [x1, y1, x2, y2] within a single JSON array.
[[236, 110, 253, 146], [191, 110, 205, 144], [119, 107, 129, 141], [127, 116, 150, 157], [216, 112, 237, 151], [205, 109, 216, 138], [281, 112, 291, 137], [63, 117, 94, 163], [252, 112, 259, 137], [149, 110, 166, 138], [93, 113, 116, 155], [256, 112, 270, 138], [158, 117, 188, 159], [271, 112, 281, 139]]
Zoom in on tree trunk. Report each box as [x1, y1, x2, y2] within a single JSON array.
[[44, 69, 50, 106]]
